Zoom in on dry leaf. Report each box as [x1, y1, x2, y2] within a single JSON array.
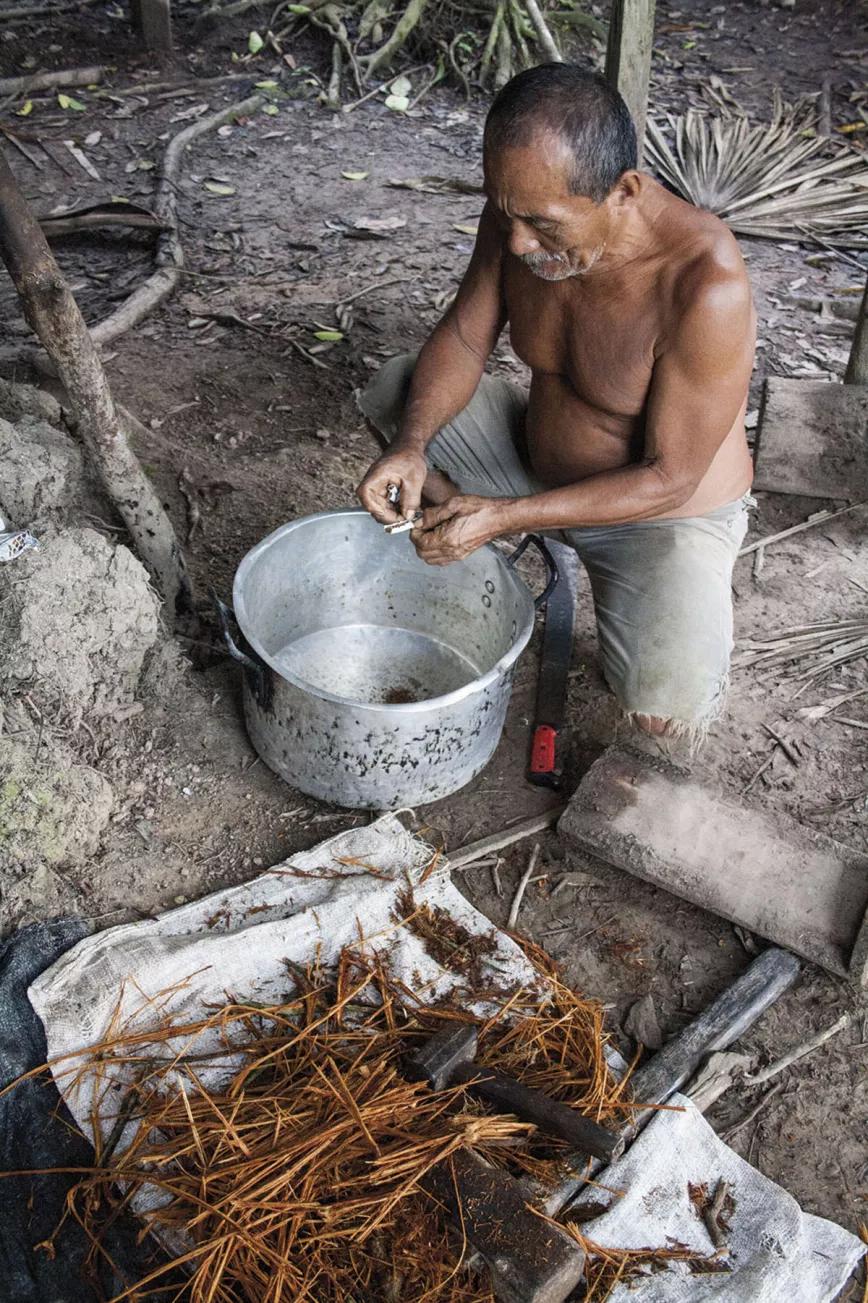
[[342, 170, 369, 181], [204, 181, 237, 196]]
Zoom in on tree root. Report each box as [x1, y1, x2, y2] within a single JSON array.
[[361, 0, 429, 79], [90, 92, 264, 350]]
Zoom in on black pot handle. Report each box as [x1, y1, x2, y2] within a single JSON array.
[[506, 534, 559, 609], [212, 591, 273, 711]]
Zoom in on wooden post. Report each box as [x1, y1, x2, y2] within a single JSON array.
[[0, 148, 192, 622], [605, 0, 656, 165], [844, 275, 868, 385], [131, 0, 173, 54]]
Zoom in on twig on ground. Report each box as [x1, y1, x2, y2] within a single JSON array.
[[507, 842, 541, 930], [761, 723, 800, 766], [448, 807, 564, 869], [702, 1178, 731, 1249], [746, 1011, 856, 1085], [721, 1080, 785, 1142], [739, 502, 867, 557], [741, 749, 776, 794]]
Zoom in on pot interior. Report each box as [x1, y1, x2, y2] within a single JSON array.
[[234, 511, 534, 706]]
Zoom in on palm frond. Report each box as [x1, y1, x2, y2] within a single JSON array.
[[645, 95, 868, 247], [734, 617, 868, 692]]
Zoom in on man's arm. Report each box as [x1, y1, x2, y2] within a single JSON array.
[[413, 262, 755, 561], [356, 202, 507, 524]]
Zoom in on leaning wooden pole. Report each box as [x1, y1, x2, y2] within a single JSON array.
[[605, 0, 656, 165], [0, 147, 193, 623]]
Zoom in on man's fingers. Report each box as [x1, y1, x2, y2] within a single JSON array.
[[418, 500, 459, 532], [357, 477, 401, 524]]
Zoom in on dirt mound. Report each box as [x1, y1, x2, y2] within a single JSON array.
[[0, 527, 161, 719], [0, 736, 113, 876]]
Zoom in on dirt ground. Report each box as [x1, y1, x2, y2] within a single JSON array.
[[1, 0, 866, 1275]]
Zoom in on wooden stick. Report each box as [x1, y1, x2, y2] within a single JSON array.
[[721, 1080, 784, 1142], [447, 807, 564, 869], [738, 501, 867, 556], [745, 1010, 855, 1085], [0, 146, 193, 622], [507, 842, 541, 930], [90, 92, 263, 349], [0, 65, 104, 97]]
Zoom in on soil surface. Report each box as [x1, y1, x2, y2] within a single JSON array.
[[1, 0, 866, 1281]]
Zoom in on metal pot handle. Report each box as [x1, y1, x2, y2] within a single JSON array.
[[506, 534, 559, 609], [212, 591, 273, 711]]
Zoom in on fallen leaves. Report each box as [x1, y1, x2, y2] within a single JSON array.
[[57, 92, 86, 111]]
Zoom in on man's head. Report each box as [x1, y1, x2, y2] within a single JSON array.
[[483, 64, 639, 279]]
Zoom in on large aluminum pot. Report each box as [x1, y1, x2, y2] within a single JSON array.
[[219, 509, 555, 809]]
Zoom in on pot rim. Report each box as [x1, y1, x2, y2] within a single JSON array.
[[233, 508, 537, 713]]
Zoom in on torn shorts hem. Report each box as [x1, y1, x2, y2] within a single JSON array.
[[616, 673, 730, 752]]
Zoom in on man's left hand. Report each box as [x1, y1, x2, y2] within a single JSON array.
[[410, 495, 510, 565]]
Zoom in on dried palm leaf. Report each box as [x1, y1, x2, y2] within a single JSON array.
[[645, 94, 868, 248], [735, 617, 868, 692]]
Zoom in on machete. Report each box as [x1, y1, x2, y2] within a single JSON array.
[[527, 539, 580, 788]]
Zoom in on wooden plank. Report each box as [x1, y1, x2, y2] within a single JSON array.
[[605, 0, 656, 163], [754, 376, 868, 498], [559, 746, 868, 981], [425, 1149, 585, 1303]]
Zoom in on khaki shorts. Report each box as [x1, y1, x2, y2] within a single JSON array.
[[359, 353, 752, 734]]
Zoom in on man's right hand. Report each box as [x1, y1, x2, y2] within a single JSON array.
[[356, 447, 429, 524]]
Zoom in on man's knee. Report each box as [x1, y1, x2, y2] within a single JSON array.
[[357, 352, 417, 443]]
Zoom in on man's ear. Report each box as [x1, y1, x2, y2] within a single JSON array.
[[609, 170, 642, 208]]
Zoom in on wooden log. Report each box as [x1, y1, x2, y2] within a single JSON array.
[[452, 1062, 621, 1162], [425, 1149, 585, 1303], [604, 0, 656, 164], [0, 147, 193, 623], [844, 275, 868, 385], [0, 65, 104, 97]]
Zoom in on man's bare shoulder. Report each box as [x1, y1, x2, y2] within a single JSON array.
[[659, 191, 751, 309]]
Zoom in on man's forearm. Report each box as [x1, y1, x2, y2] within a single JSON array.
[[496, 462, 693, 532], [395, 320, 487, 452]]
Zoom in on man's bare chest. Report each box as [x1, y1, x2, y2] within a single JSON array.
[[504, 266, 661, 420]]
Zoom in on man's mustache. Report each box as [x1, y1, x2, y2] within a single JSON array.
[[520, 251, 568, 268]]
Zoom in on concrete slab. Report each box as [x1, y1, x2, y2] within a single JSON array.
[[559, 746, 868, 983]]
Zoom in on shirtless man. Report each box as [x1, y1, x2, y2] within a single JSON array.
[[356, 63, 756, 739]]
